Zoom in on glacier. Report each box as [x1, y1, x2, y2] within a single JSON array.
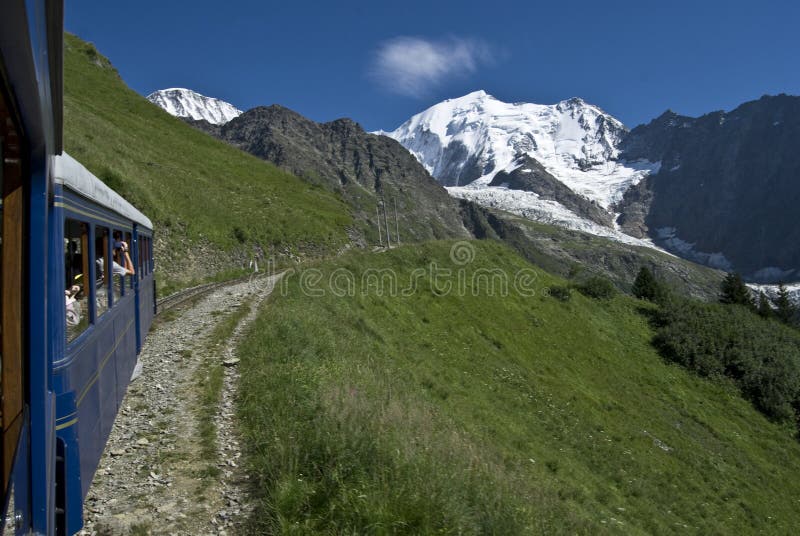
[[376, 90, 666, 255], [447, 183, 661, 249]]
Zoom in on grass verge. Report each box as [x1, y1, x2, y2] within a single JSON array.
[[236, 240, 800, 534]]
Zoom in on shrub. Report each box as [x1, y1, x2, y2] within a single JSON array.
[[576, 276, 617, 300], [232, 226, 249, 244], [652, 297, 800, 421], [548, 285, 572, 302]]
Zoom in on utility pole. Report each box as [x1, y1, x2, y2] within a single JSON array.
[[394, 197, 400, 245], [381, 197, 391, 248], [376, 204, 382, 246]]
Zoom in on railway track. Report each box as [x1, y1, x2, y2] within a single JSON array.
[[156, 275, 254, 315]]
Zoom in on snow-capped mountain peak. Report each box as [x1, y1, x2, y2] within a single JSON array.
[[147, 88, 242, 125], [378, 90, 658, 210], [376, 90, 661, 250]]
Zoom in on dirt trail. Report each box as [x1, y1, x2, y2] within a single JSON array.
[[79, 274, 280, 536]]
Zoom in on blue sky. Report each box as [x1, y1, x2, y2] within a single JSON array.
[[66, 0, 799, 131]]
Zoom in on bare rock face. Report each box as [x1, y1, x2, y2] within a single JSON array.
[[188, 105, 471, 244], [619, 94, 800, 282], [613, 177, 654, 239], [490, 155, 614, 228]]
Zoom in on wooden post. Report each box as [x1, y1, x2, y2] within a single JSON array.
[[376, 204, 382, 246], [394, 197, 400, 245], [382, 197, 391, 248]]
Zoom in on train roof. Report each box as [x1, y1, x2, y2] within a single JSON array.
[[53, 153, 153, 229]]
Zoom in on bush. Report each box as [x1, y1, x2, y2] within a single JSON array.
[[576, 276, 617, 300], [232, 226, 249, 244], [652, 297, 800, 421], [548, 285, 572, 302]]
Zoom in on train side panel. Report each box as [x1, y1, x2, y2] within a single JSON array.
[[52, 187, 153, 534]]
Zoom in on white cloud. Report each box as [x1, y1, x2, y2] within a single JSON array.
[[370, 36, 495, 98]]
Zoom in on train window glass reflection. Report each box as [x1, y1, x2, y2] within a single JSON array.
[[65, 219, 89, 342], [95, 226, 109, 316]]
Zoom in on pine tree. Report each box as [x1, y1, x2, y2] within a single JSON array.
[[757, 291, 774, 319], [632, 266, 659, 301], [775, 283, 796, 325], [720, 272, 754, 309]]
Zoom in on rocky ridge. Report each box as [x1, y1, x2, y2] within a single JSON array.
[[489, 155, 614, 227], [187, 105, 471, 245], [618, 94, 800, 282]]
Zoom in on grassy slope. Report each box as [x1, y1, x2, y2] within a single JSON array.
[[63, 35, 353, 291], [238, 240, 800, 534]]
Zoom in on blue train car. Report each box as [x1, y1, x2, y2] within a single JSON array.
[[1, 1, 157, 533], [51, 155, 155, 534]]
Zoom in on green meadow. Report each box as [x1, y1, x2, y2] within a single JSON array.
[[237, 240, 800, 534]]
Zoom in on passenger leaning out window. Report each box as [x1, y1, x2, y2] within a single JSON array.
[[95, 256, 131, 278], [112, 230, 135, 276]]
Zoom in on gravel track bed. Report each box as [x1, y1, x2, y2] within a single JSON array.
[[80, 275, 280, 535]]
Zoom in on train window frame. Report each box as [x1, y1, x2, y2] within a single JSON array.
[[1, 117, 26, 497], [94, 226, 110, 316], [111, 228, 124, 302], [64, 219, 90, 343], [141, 236, 148, 276], [125, 231, 134, 289], [138, 235, 144, 280], [146, 237, 151, 275]]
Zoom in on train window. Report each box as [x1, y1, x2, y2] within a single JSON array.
[[145, 237, 151, 274], [125, 232, 134, 288], [95, 227, 109, 316], [65, 219, 90, 342], [138, 235, 144, 279], [112, 234, 123, 304], [139, 236, 147, 279], [111, 229, 136, 299]]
